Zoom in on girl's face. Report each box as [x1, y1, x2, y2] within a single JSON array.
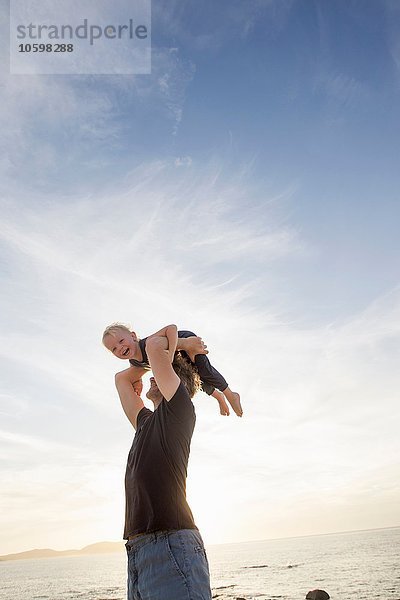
[[104, 329, 138, 360]]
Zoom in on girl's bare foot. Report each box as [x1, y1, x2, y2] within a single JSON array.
[[212, 390, 230, 416], [224, 389, 243, 417]]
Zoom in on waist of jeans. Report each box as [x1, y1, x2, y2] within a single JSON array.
[[125, 529, 200, 550], [127, 529, 173, 543], [128, 532, 147, 541]]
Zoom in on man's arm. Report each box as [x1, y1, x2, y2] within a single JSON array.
[[114, 367, 145, 429], [147, 326, 208, 363], [146, 335, 180, 401], [146, 324, 178, 363]]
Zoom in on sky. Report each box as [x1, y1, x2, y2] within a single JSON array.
[[1, 0, 400, 555]]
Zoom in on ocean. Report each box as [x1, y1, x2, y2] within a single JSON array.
[[1, 527, 399, 600]]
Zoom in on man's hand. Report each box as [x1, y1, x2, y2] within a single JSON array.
[[178, 336, 208, 363]]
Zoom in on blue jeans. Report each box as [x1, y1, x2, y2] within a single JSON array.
[[125, 529, 212, 600]]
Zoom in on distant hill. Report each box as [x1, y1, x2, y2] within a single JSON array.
[[0, 541, 125, 562]]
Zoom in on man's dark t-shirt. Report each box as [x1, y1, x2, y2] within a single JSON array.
[[123, 381, 197, 538]]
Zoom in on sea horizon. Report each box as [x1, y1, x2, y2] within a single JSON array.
[[2, 523, 399, 561]]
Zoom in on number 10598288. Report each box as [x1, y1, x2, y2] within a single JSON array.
[[18, 43, 74, 52]]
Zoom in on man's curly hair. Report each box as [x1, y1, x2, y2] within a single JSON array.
[[172, 352, 201, 399]]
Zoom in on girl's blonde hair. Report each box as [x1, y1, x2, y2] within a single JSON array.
[[102, 322, 132, 345]]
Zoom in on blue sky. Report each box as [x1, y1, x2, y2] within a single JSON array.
[[1, 0, 400, 555]]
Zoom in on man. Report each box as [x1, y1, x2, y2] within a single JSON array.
[[114, 326, 212, 600]]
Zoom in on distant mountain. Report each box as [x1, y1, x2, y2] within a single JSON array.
[[79, 542, 125, 555], [0, 541, 125, 562]]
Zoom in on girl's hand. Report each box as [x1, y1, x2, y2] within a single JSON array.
[[184, 336, 208, 363], [133, 378, 143, 397]]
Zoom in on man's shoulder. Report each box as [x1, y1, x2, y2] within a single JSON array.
[[164, 382, 195, 423], [170, 381, 191, 402], [136, 406, 153, 429]]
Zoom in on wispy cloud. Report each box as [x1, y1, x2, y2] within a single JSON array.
[[383, 1, 400, 76], [0, 430, 126, 552], [174, 156, 193, 167], [154, 0, 296, 52], [0, 9, 196, 188], [314, 72, 371, 108], [188, 285, 400, 542]]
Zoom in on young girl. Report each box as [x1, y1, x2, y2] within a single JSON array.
[[102, 322, 242, 417]]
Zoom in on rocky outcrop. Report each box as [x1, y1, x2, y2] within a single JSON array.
[[306, 590, 330, 600]]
